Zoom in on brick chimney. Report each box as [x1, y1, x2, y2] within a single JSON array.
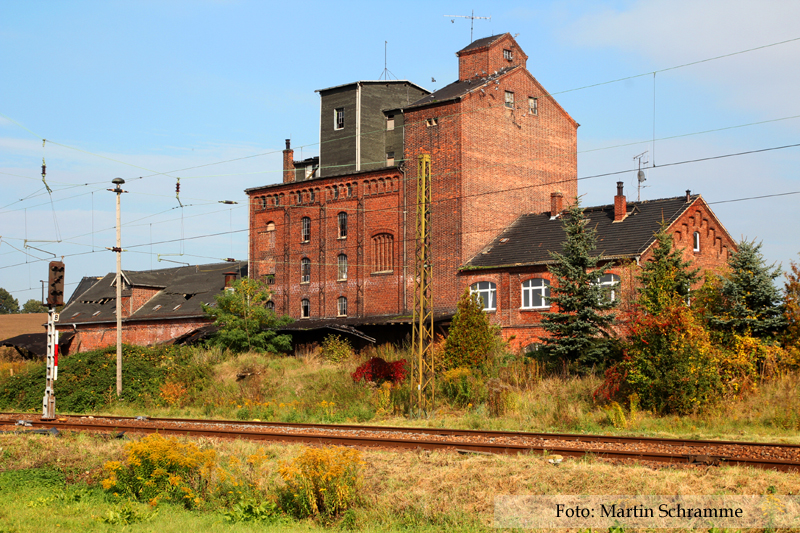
[[282, 139, 295, 183], [550, 191, 563, 218], [614, 181, 627, 222], [223, 272, 237, 292]]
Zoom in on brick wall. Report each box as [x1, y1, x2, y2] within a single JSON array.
[[248, 168, 406, 321], [458, 34, 528, 81], [128, 287, 161, 315], [59, 318, 211, 353]]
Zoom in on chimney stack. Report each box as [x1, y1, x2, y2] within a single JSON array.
[[614, 181, 627, 222], [282, 139, 295, 183], [550, 191, 563, 218], [686, 189, 691, 202], [223, 272, 237, 291]]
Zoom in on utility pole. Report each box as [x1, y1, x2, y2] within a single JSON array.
[[411, 154, 434, 417], [110, 177, 125, 397]]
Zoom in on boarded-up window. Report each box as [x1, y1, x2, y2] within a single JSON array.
[[372, 233, 394, 272]]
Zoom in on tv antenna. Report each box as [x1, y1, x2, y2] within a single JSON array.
[[633, 150, 649, 202], [378, 41, 398, 80], [444, 10, 491, 42]]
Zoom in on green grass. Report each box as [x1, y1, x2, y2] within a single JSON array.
[[1, 343, 799, 444]]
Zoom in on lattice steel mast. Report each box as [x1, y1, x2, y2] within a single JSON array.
[[411, 154, 435, 416]]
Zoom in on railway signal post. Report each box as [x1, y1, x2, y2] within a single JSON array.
[[42, 260, 64, 420]]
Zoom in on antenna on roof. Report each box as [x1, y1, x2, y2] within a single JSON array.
[[633, 150, 649, 202], [378, 41, 398, 80], [444, 10, 491, 42]]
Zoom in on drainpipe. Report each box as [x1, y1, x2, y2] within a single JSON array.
[[355, 82, 362, 171]]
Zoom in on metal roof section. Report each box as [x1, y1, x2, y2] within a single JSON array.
[[315, 79, 430, 95], [463, 195, 701, 270], [458, 34, 505, 53], [58, 262, 247, 325]]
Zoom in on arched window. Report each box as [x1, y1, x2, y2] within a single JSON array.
[[309, 189, 316, 203], [300, 257, 311, 283], [266, 300, 275, 311], [301, 217, 310, 242], [332, 185, 339, 200], [297, 191, 303, 204], [259, 196, 266, 209], [693, 231, 700, 252], [337, 254, 348, 280], [372, 233, 394, 272], [337, 297, 347, 317], [300, 298, 310, 318], [521, 278, 550, 309], [595, 273, 620, 302], [347, 183, 353, 197], [470, 281, 496, 311], [338, 212, 348, 238]]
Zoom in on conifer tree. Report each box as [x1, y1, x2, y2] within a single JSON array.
[[443, 287, 499, 372], [710, 239, 785, 338], [541, 199, 617, 373], [637, 222, 699, 314]]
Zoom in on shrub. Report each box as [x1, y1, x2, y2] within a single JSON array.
[[320, 334, 353, 364], [486, 378, 515, 417], [440, 367, 485, 407], [442, 288, 500, 372], [278, 446, 364, 520], [101, 434, 216, 508], [351, 357, 407, 385]]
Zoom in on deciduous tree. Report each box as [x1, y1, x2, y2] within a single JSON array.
[[0, 288, 19, 314], [21, 299, 47, 313], [637, 222, 699, 314], [202, 278, 293, 353]]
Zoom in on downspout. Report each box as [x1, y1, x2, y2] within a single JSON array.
[[401, 108, 408, 314], [356, 82, 362, 171]]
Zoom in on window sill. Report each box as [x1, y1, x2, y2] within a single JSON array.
[[520, 307, 550, 311], [337, 236, 347, 240], [300, 240, 310, 244], [300, 281, 310, 285], [336, 314, 347, 318], [371, 270, 394, 276], [337, 278, 347, 282]]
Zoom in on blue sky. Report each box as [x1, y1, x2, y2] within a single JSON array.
[[2, 0, 799, 305]]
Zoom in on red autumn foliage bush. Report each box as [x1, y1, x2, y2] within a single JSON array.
[[351, 357, 407, 385]]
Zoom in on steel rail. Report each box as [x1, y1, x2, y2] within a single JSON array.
[[7, 418, 800, 473], [4, 411, 799, 450]]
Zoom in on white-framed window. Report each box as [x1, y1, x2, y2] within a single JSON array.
[[301, 298, 310, 318], [503, 48, 513, 60], [386, 152, 395, 166], [521, 278, 551, 309], [338, 212, 347, 238], [301, 216, 310, 242], [347, 183, 353, 197], [334, 108, 344, 130], [529, 97, 538, 115], [386, 114, 395, 130], [337, 254, 348, 281], [470, 281, 497, 311], [595, 273, 620, 302], [297, 191, 303, 204], [266, 300, 275, 311], [300, 257, 311, 283], [426, 117, 438, 127], [693, 232, 700, 252], [505, 91, 515, 108], [337, 296, 347, 317]]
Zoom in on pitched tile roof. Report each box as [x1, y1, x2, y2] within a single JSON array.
[[463, 195, 700, 270], [406, 66, 517, 109], [458, 34, 505, 53], [59, 262, 246, 324]]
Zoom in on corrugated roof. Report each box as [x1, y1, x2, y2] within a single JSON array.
[[315, 80, 430, 95], [59, 262, 246, 324], [406, 66, 517, 109], [463, 195, 700, 269]]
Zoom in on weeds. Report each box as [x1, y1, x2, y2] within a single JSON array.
[[278, 445, 364, 521]]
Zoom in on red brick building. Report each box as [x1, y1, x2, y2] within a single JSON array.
[[245, 34, 734, 347], [55, 262, 246, 353], [461, 185, 736, 351]]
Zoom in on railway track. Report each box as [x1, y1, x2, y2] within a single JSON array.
[[2, 413, 799, 473]]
